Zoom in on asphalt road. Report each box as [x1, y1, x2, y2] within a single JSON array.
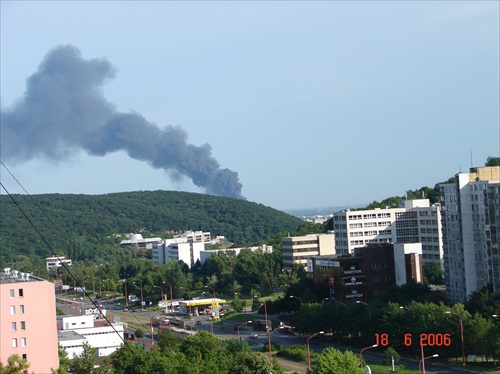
[[55, 298, 484, 374]]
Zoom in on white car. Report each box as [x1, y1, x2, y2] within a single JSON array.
[[248, 333, 258, 339]]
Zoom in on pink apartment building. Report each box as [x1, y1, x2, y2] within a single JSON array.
[[1, 268, 59, 373]]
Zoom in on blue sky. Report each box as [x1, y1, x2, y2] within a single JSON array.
[[1, 1, 499, 211]]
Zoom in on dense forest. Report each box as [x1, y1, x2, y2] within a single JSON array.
[[0, 190, 302, 267]]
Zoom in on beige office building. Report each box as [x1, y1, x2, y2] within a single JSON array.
[[282, 233, 335, 271]]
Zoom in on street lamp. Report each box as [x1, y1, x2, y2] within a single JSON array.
[[419, 353, 438, 374], [153, 285, 164, 303], [446, 311, 465, 366], [133, 282, 144, 311], [360, 344, 377, 368], [181, 287, 193, 331], [237, 320, 253, 340], [289, 295, 303, 307], [205, 286, 216, 318], [357, 300, 371, 320], [307, 331, 324, 370], [163, 281, 174, 314]]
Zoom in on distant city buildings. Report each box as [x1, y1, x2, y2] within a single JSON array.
[[332, 199, 443, 268], [1, 268, 59, 373], [282, 233, 335, 271], [440, 166, 500, 304]]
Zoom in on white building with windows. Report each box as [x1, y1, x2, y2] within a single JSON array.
[[282, 233, 335, 271], [46, 256, 72, 270], [57, 315, 125, 358], [152, 239, 205, 267], [332, 199, 443, 268], [440, 166, 500, 304]]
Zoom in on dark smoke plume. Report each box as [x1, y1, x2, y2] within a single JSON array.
[[1, 45, 244, 199]]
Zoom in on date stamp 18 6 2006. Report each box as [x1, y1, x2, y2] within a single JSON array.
[[375, 333, 451, 347]]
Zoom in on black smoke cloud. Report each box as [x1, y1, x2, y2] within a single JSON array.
[[1, 45, 244, 199]]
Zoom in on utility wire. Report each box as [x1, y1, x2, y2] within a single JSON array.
[[0, 161, 137, 356]]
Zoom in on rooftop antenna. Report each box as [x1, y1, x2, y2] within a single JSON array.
[[470, 146, 474, 168]]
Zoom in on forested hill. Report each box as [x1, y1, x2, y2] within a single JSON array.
[[0, 190, 303, 263]]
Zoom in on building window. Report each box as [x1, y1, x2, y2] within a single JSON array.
[[22, 354, 27, 360], [20, 321, 26, 330], [19, 305, 25, 314], [21, 338, 27, 347], [10, 305, 15, 315], [18, 289, 24, 298], [12, 338, 17, 348], [10, 289, 14, 298], [11, 322, 17, 331]]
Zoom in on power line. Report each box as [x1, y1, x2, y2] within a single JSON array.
[[0, 161, 137, 357]]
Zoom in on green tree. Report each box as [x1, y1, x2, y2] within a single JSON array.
[[232, 294, 244, 312], [383, 347, 400, 366], [485, 156, 500, 166], [105, 345, 177, 374], [57, 344, 72, 372], [158, 329, 179, 352], [312, 347, 363, 374], [68, 342, 97, 374], [423, 262, 444, 285], [0, 354, 30, 374], [228, 351, 274, 374]]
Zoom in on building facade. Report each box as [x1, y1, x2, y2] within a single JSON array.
[[282, 233, 335, 271], [46, 256, 72, 270], [152, 240, 205, 267], [57, 315, 125, 358], [1, 268, 59, 373], [440, 166, 500, 304], [332, 199, 443, 267], [307, 243, 423, 301]]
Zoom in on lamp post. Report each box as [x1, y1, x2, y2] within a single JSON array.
[[205, 286, 216, 318], [419, 353, 438, 374], [133, 282, 144, 311], [289, 295, 303, 307], [237, 320, 253, 340], [360, 344, 377, 368], [124, 280, 128, 307], [181, 287, 193, 331], [307, 331, 324, 370], [356, 300, 371, 320], [153, 285, 164, 303], [163, 281, 173, 314], [446, 311, 465, 366]]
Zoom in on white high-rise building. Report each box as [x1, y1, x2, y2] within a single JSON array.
[[332, 199, 443, 267], [152, 238, 205, 268], [440, 166, 500, 304]]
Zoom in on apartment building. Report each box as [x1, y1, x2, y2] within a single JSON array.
[[332, 199, 443, 267], [174, 230, 211, 243], [0, 268, 59, 373], [282, 233, 335, 271], [485, 181, 500, 296], [152, 239, 205, 267], [440, 166, 500, 304]]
